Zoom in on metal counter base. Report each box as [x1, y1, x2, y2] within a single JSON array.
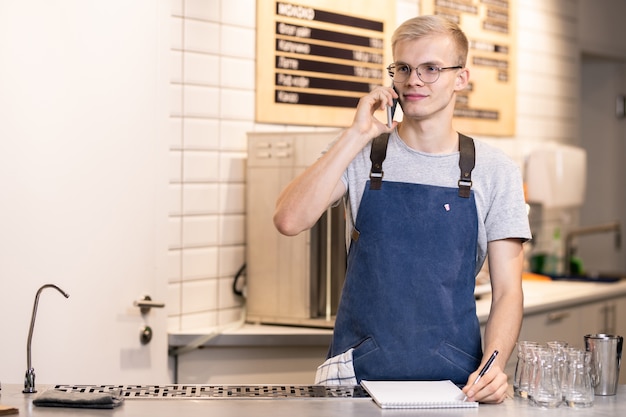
[[1, 384, 624, 416]]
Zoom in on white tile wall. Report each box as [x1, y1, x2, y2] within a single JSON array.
[[513, 0, 580, 144], [168, 0, 251, 331], [168, 0, 585, 331]]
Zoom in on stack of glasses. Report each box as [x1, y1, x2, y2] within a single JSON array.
[[513, 340, 595, 409]]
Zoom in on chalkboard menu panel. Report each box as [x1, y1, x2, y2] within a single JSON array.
[[421, 0, 517, 136], [256, 0, 395, 127]]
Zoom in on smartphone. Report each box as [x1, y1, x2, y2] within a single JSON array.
[[386, 86, 399, 128]]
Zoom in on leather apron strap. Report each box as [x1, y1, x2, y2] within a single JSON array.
[[369, 132, 475, 197], [458, 133, 475, 198], [369, 133, 390, 190]]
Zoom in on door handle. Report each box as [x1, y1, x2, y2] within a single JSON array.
[[546, 311, 571, 323], [133, 295, 165, 314]]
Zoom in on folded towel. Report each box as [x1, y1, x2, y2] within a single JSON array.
[[33, 389, 124, 409], [315, 348, 357, 386]]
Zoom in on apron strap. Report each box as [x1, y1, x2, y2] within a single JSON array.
[[458, 133, 475, 198], [368, 132, 475, 196], [369, 133, 390, 190]]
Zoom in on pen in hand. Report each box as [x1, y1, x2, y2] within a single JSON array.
[[473, 350, 499, 386], [462, 350, 499, 401]]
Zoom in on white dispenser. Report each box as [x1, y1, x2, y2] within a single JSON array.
[[525, 143, 587, 208]]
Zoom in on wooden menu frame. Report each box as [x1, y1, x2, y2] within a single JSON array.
[[255, 0, 395, 127], [421, 0, 517, 136]]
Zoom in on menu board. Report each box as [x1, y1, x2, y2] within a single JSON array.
[[256, 0, 395, 127], [421, 0, 516, 136]]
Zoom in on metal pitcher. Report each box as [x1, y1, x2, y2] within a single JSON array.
[[584, 334, 623, 396]]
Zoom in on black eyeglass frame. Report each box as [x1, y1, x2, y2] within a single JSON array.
[[386, 63, 463, 84]]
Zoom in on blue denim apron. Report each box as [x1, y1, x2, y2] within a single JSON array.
[[329, 134, 482, 385]]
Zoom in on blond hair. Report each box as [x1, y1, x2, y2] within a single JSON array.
[[391, 15, 469, 66]]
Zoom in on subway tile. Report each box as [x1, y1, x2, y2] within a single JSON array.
[[218, 307, 244, 327], [219, 119, 253, 152], [169, 117, 183, 149], [168, 249, 182, 282], [184, 52, 219, 86], [398, 0, 419, 26], [171, 0, 183, 17], [171, 16, 183, 50], [221, 0, 255, 28], [220, 25, 255, 59], [181, 279, 219, 314], [170, 84, 183, 116], [182, 215, 219, 247], [517, 73, 575, 99], [168, 217, 182, 249], [169, 183, 182, 216], [167, 281, 182, 315], [170, 50, 183, 83], [169, 149, 182, 182], [167, 315, 182, 332], [219, 88, 254, 120], [218, 276, 245, 310], [219, 151, 246, 182], [219, 183, 244, 213], [183, 85, 219, 118], [182, 183, 220, 214], [220, 56, 254, 90], [250, 123, 291, 133], [180, 310, 218, 330], [219, 214, 245, 246], [218, 304, 245, 325], [183, 150, 219, 182], [518, 95, 576, 119], [184, 19, 219, 54], [185, 0, 220, 22], [218, 245, 245, 278], [184, 118, 220, 150], [182, 246, 219, 280]]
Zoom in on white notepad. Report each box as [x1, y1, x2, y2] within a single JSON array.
[[361, 380, 479, 409]]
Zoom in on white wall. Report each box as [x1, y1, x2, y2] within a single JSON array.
[[0, 0, 170, 384]]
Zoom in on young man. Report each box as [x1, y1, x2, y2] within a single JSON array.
[[273, 15, 531, 403]]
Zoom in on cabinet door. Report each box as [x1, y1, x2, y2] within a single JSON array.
[[613, 296, 626, 338], [579, 301, 613, 340], [518, 307, 580, 346]]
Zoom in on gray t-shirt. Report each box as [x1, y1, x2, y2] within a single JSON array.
[[339, 129, 532, 275]]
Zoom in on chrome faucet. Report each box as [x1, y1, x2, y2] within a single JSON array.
[[564, 221, 622, 275], [23, 284, 70, 394]]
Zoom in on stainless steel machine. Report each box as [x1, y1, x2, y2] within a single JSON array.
[[245, 131, 346, 328]]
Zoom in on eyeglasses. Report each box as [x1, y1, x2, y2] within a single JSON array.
[[386, 63, 463, 84]]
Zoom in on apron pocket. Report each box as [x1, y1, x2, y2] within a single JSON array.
[[437, 341, 481, 374], [351, 336, 379, 362]]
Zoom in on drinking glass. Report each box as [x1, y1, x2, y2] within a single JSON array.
[[530, 348, 562, 408], [564, 350, 594, 408], [513, 341, 539, 398]]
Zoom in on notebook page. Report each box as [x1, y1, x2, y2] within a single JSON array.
[[361, 380, 479, 409]]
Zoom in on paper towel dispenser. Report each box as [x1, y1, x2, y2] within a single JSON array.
[[525, 142, 587, 208]]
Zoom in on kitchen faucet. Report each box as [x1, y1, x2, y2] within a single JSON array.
[[564, 221, 622, 275], [23, 284, 70, 394]]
